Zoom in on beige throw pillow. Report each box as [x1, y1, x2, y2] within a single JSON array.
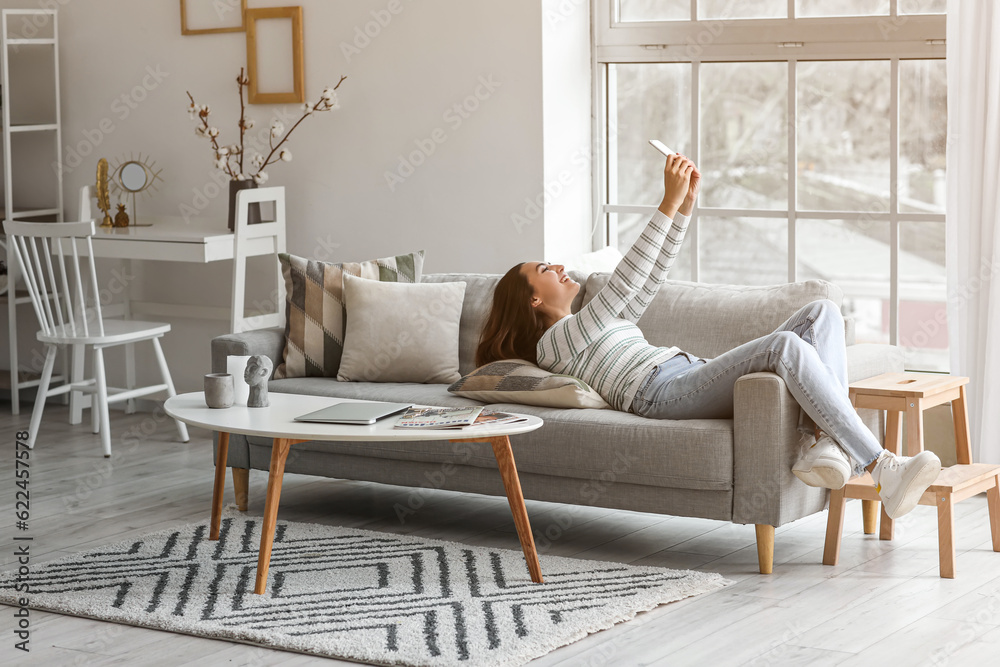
[[448, 360, 611, 409], [338, 275, 466, 383]]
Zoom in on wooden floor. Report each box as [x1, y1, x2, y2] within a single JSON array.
[[3, 405, 1000, 666]]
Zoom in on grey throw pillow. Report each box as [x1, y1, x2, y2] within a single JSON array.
[[449, 359, 611, 409], [338, 275, 466, 383]]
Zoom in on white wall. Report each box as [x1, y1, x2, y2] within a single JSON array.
[[1, 0, 591, 394]]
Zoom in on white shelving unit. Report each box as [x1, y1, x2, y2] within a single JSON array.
[[1, 8, 64, 411]]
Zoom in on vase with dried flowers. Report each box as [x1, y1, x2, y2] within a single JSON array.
[[186, 68, 346, 230]]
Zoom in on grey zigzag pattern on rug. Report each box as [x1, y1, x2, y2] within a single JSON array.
[[0, 511, 729, 666]]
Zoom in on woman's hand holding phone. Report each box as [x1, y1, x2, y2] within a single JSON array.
[[657, 153, 695, 219], [650, 140, 699, 217]]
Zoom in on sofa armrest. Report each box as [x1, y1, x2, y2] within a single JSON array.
[[846, 343, 904, 383], [211, 327, 285, 373], [732, 372, 828, 527]]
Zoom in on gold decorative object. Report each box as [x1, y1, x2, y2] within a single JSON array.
[[109, 153, 163, 226], [246, 6, 305, 104], [113, 204, 130, 228], [96, 158, 113, 228]]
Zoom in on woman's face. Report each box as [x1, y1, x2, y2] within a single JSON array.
[[521, 262, 579, 313]]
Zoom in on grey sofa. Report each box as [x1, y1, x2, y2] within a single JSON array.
[[211, 271, 903, 573]]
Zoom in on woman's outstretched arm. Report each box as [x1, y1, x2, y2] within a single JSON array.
[[537, 156, 694, 366], [576, 156, 694, 325], [620, 167, 699, 324]]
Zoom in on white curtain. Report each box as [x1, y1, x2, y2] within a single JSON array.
[[947, 1, 1000, 463]]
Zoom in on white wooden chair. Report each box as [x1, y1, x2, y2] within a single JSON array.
[[7, 219, 188, 456], [231, 186, 286, 333], [72, 185, 138, 423]]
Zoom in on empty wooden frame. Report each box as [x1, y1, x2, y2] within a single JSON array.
[[246, 6, 305, 105], [180, 0, 247, 35]]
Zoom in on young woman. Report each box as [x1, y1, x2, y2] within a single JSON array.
[[477, 154, 940, 520]]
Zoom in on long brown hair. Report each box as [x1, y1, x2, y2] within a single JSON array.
[[476, 263, 544, 366]]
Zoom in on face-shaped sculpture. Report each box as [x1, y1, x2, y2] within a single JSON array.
[[245, 355, 273, 408]]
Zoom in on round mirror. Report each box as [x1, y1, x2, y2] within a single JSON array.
[[119, 162, 148, 192]]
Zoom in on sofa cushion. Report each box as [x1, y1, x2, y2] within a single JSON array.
[[273, 250, 425, 379], [448, 359, 610, 409], [422, 270, 589, 376], [582, 276, 844, 359], [266, 377, 733, 491], [338, 276, 466, 384]]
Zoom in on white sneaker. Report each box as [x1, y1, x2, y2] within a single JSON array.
[[792, 434, 852, 489], [872, 450, 941, 519]]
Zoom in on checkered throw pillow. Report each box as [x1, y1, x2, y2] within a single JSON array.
[[448, 359, 610, 409], [273, 250, 425, 379]]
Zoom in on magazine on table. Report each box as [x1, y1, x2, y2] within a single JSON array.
[[466, 409, 528, 427], [394, 406, 484, 429], [394, 407, 528, 429]]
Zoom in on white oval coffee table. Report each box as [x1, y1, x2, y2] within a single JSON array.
[[165, 392, 544, 594]]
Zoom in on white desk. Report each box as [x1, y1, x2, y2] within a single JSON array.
[[82, 215, 280, 263], [53, 215, 284, 323]]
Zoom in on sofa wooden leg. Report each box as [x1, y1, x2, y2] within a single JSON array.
[[755, 524, 775, 574], [233, 467, 249, 511], [862, 499, 878, 534]]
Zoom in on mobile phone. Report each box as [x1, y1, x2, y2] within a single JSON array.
[[648, 139, 676, 157]]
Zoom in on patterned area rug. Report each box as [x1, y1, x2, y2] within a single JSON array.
[[0, 511, 729, 666]]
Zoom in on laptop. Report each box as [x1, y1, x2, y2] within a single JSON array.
[[293, 401, 412, 425]]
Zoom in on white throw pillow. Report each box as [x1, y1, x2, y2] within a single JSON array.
[[338, 274, 466, 383]]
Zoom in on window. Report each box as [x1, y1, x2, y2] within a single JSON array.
[[595, 0, 947, 371]]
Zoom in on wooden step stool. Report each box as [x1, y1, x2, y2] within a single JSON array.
[[823, 372, 1000, 578]]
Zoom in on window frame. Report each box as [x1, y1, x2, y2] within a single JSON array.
[[592, 0, 946, 354]]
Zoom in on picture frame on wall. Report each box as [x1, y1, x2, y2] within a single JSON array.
[[245, 6, 305, 105], [180, 0, 248, 36]]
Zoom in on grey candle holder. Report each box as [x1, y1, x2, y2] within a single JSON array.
[[204, 373, 234, 409]]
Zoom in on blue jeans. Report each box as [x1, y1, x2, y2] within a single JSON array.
[[630, 299, 882, 474]]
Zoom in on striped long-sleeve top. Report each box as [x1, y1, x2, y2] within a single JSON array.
[[536, 210, 690, 411]]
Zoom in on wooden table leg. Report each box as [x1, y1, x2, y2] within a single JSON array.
[[905, 399, 924, 457], [952, 386, 972, 465], [880, 409, 903, 541], [486, 435, 543, 583], [937, 492, 956, 579], [210, 432, 230, 540], [823, 486, 847, 566], [988, 475, 1000, 553], [255, 437, 296, 595]]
